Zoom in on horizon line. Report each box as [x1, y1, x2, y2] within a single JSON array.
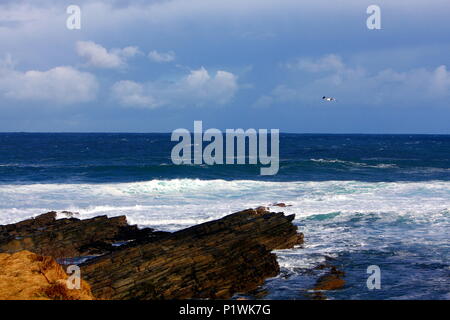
[[1, 131, 450, 136]]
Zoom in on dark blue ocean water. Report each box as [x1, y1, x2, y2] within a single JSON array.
[[0, 133, 449, 300], [1, 133, 449, 183]]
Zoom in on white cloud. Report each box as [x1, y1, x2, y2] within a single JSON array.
[[148, 50, 175, 63], [182, 67, 238, 104], [76, 41, 140, 69], [112, 80, 158, 108], [118, 46, 141, 58], [427, 65, 450, 95], [260, 55, 450, 107], [0, 57, 98, 104], [112, 67, 238, 108]]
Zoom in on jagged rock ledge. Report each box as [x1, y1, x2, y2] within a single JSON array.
[[0, 207, 303, 300], [0, 211, 169, 259]]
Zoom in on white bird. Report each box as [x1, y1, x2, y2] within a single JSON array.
[[322, 96, 336, 101]]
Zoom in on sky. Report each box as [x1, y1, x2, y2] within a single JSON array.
[[0, 0, 449, 133]]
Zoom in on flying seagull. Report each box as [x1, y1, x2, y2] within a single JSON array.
[[322, 96, 336, 101]]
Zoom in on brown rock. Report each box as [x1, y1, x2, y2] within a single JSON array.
[[0, 250, 94, 300], [0, 212, 168, 258], [254, 206, 270, 214], [82, 208, 304, 300], [1, 208, 303, 300], [314, 275, 345, 291], [271, 203, 292, 207], [313, 266, 346, 291]]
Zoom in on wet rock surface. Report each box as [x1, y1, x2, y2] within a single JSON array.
[[313, 266, 346, 291], [303, 262, 346, 300]]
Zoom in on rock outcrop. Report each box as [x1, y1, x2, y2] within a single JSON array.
[[0, 208, 303, 300], [0, 250, 94, 300], [0, 212, 168, 259], [270, 203, 292, 207], [81, 208, 303, 300], [313, 266, 346, 291], [305, 263, 346, 300]]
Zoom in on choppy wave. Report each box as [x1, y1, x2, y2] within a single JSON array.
[[1, 179, 449, 228], [310, 158, 398, 168], [0, 178, 449, 299]]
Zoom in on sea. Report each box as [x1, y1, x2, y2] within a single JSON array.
[[0, 133, 449, 300]]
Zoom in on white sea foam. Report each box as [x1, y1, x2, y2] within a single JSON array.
[[0, 179, 449, 230]]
